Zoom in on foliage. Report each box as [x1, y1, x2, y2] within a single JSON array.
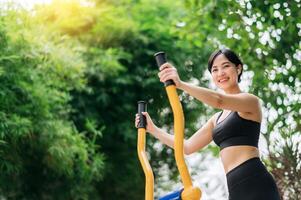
[[62, 0, 209, 198], [181, 0, 301, 199], [0, 0, 300, 199], [0, 7, 104, 199]]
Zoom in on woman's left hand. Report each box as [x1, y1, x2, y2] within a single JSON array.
[[158, 63, 182, 88]]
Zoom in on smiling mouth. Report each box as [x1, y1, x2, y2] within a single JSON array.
[[219, 78, 229, 83]]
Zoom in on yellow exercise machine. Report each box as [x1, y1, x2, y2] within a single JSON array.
[[137, 101, 154, 200], [136, 52, 202, 200]]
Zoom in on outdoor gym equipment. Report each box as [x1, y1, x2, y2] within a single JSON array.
[[136, 52, 202, 200], [137, 100, 154, 200]]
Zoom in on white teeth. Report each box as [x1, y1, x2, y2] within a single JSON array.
[[219, 78, 228, 82]]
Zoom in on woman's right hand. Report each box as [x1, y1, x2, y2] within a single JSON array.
[[135, 112, 158, 133]]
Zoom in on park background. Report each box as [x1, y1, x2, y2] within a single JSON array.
[[0, 0, 300, 199]]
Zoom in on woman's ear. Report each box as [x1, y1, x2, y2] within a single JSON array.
[[237, 64, 242, 76]]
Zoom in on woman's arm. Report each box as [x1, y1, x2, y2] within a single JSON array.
[[184, 114, 215, 155], [158, 63, 260, 114], [149, 126, 175, 149], [149, 114, 216, 155], [138, 112, 176, 149], [178, 81, 261, 113], [178, 81, 221, 109]]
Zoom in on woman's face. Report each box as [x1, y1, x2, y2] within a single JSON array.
[[211, 54, 241, 90]]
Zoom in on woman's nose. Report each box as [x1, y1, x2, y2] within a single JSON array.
[[217, 68, 226, 76]]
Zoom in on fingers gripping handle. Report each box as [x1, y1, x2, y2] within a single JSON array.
[[154, 52, 175, 87], [137, 101, 147, 129]]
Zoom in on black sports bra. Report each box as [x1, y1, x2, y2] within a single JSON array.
[[212, 111, 261, 150]]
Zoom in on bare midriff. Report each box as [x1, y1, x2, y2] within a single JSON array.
[[220, 145, 260, 174]]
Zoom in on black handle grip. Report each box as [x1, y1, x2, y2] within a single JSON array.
[[137, 101, 147, 128], [154, 52, 175, 87]]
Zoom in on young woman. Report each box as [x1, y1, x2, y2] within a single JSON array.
[[135, 49, 281, 200]]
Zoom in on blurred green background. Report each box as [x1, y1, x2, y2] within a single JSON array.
[[0, 0, 300, 199]]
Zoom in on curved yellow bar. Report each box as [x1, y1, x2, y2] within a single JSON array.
[[137, 128, 154, 200], [165, 85, 202, 200]]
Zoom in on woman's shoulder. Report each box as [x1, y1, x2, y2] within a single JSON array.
[[242, 92, 263, 109], [234, 92, 262, 110], [237, 93, 262, 122], [240, 92, 262, 102], [238, 92, 260, 99]]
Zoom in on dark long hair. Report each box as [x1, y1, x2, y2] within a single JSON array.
[[208, 49, 243, 82]]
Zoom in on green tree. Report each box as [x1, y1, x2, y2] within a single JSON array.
[[0, 6, 104, 199], [33, 0, 214, 199], [180, 0, 301, 199], [2, 0, 299, 199]]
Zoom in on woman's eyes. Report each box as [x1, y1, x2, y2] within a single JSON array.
[[212, 65, 229, 72]]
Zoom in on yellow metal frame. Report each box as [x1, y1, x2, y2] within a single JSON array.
[[165, 85, 202, 200], [137, 83, 202, 200], [137, 127, 154, 200]]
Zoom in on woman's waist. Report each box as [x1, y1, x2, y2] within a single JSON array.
[[225, 156, 270, 192], [220, 145, 260, 173]]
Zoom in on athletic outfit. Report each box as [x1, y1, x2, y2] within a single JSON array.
[[212, 111, 281, 200]]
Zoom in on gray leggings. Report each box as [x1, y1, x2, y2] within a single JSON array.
[[226, 157, 281, 200]]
